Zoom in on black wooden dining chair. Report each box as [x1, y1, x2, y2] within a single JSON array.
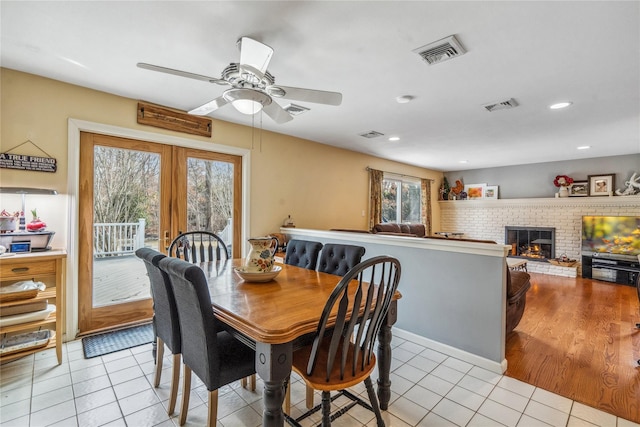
[[293, 243, 366, 411], [284, 239, 323, 270], [286, 256, 401, 427], [135, 247, 181, 416], [158, 256, 257, 427], [168, 231, 230, 263]]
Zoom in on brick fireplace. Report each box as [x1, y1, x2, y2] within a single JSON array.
[[505, 226, 556, 261], [439, 196, 640, 277]]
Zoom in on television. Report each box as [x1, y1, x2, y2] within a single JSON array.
[[581, 216, 640, 259]]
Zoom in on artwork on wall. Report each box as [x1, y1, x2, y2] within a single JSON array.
[[484, 185, 499, 199], [464, 183, 486, 199], [588, 174, 615, 196], [569, 181, 588, 197]]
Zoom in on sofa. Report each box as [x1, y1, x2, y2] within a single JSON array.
[[330, 225, 531, 335], [372, 223, 426, 237], [506, 269, 531, 335]]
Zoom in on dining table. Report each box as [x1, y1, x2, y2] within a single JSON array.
[[197, 258, 401, 427]]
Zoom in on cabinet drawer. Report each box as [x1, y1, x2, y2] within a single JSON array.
[[0, 260, 56, 280]]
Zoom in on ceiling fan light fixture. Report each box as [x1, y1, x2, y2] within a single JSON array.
[[223, 88, 272, 115]]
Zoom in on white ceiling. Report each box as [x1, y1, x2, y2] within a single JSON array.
[[2, 1, 639, 172]]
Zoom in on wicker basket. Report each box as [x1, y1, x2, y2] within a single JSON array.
[[0, 330, 52, 356], [548, 259, 577, 267], [0, 289, 39, 303], [0, 280, 45, 302]]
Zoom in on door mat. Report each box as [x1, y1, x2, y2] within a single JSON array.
[[82, 323, 153, 359]]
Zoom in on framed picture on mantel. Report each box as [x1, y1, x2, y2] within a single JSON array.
[[588, 174, 615, 196], [569, 181, 588, 197], [464, 183, 486, 199], [484, 185, 499, 199]]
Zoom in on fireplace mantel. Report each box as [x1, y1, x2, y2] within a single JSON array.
[[439, 195, 640, 209]]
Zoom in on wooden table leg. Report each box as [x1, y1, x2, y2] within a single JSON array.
[[377, 300, 398, 410], [256, 341, 293, 427]]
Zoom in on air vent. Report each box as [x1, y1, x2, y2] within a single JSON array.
[[283, 104, 309, 116], [413, 35, 466, 65], [358, 130, 385, 139], [482, 98, 519, 112]]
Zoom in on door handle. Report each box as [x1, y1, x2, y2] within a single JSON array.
[[164, 230, 170, 251]]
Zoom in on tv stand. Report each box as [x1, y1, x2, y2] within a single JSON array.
[[582, 254, 640, 286]]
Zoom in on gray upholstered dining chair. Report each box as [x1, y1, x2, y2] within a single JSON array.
[[168, 230, 255, 390], [158, 256, 256, 427], [285, 256, 401, 427], [168, 231, 230, 263], [284, 239, 323, 270], [135, 247, 181, 416], [317, 243, 366, 276]]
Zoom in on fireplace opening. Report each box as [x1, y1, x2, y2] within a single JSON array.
[[505, 226, 556, 261]]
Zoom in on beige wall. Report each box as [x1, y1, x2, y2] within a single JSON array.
[[1, 68, 442, 245]]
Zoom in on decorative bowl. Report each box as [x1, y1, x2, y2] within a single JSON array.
[[234, 265, 282, 283]]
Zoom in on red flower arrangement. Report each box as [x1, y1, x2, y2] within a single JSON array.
[[553, 175, 574, 187]]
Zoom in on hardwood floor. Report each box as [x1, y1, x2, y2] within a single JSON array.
[[505, 273, 640, 423]]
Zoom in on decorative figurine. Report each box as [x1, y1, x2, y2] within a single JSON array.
[[451, 179, 464, 196], [615, 172, 640, 196]]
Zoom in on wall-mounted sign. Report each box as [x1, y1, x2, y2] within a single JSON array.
[[0, 140, 57, 173], [0, 152, 57, 173]]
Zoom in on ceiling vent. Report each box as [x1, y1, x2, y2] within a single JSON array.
[[482, 98, 519, 112], [413, 35, 466, 65], [283, 103, 309, 116], [358, 130, 385, 139]]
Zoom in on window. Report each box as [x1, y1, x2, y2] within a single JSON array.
[[381, 175, 421, 223]]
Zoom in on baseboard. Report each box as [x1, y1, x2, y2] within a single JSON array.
[[392, 327, 507, 374]]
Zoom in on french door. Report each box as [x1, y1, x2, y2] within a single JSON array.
[[78, 132, 242, 334]]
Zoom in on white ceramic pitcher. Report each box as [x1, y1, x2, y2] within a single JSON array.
[[245, 236, 279, 273]]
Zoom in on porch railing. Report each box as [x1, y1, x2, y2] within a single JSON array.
[[94, 219, 146, 258], [218, 218, 232, 247]]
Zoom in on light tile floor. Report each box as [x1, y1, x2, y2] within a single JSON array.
[[1, 335, 639, 427]]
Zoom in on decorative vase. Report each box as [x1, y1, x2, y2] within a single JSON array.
[[558, 186, 569, 198], [245, 237, 279, 273]]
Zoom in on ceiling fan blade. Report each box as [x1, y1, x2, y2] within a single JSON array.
[[188, 96, 229, 115], [239, 37, 274, 74], [262, 102, 293, 124], [137, 62, 228, 85], [267, 85, 342, 106]]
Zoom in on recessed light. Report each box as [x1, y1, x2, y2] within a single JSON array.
[[549, 101, 573, 110], [459, 160, 468, 164], [577, 145, 591, 150], [388, 136, 400, 141], [396, 95, 414, 104]]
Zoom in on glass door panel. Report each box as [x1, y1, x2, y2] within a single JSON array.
[[92, 145, 160, 308], [172, 147, 242, 258], [79, 133, 171, 334], [186, 157, 235, 249]]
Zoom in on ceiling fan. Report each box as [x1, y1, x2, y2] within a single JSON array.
[[137, 37, 342, 124]]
